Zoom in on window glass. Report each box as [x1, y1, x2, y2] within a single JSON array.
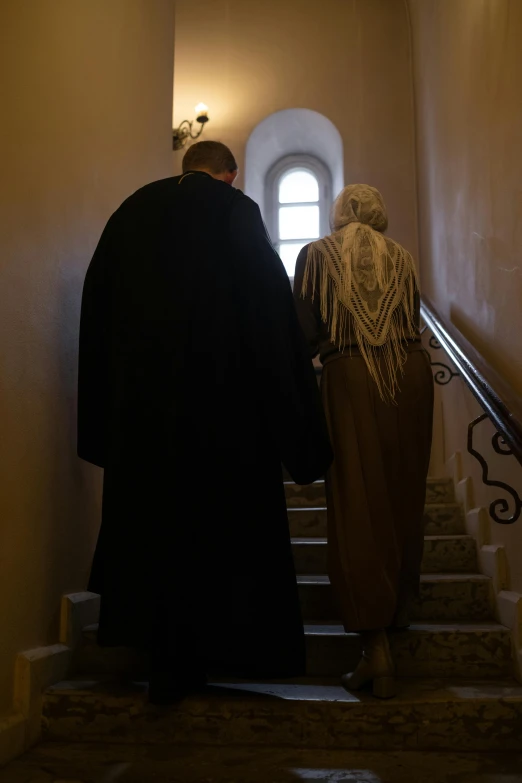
[[268, 158, 331, 279], [279, 205, 320, 241], [279, 169, 319, 203]]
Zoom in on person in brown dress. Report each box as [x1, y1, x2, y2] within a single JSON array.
[[294, 184, 434, 698]]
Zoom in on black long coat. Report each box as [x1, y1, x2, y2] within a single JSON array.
[[78, 171, 332, 677]]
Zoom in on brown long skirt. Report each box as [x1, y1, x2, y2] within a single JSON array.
[[321, 345, 434, 632]]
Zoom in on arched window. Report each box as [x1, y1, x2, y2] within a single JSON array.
[[245, 109, 343, 279], [266, 155, 332, 279]]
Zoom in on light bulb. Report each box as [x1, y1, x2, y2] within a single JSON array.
[[195, 103, 209, 118]]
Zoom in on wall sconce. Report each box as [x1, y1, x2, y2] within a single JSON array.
[[172, 103, 210, 151]]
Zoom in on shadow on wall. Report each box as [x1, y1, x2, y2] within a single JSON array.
[[47, 268, 102, 614], [244, 108, 344, 226]]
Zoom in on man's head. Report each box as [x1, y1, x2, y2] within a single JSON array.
[[182, 141, 238, 185]]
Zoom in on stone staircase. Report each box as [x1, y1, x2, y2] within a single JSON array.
[[287, 478, 510, 678], [41, 476, 522, 751]]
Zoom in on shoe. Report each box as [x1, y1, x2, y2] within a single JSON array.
[[341, 629, 396, 699]]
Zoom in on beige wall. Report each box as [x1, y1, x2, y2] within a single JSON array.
[[408, 0, 522, 394], [173, 0, 418, 258], [409, 0, 522, 591], [0, 0, 174, 715]]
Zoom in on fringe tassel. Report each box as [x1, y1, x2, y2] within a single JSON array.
[[301, 242, 419, 404]]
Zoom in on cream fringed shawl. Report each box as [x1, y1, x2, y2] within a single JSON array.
[[300, 223, 419, 403]]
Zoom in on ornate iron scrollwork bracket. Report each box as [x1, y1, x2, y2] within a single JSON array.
[[467, 414, 522, 524], [420, 327, 460, 385]]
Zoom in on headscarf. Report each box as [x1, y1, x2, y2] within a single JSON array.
[[301, 184, 419, 402]]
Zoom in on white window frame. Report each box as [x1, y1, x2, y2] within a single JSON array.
[[265, 154, 332, 281]]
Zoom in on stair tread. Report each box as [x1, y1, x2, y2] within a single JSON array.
[[292, 537, 328, 544], [298, 574, 330, 584], [284, 477, 452, 487], [288, 502, 461, 510], [424, 535, 474, 541], [82, 620, 508, 639], [424, 503, 462, 509], [304, 621, 509, 635], [292, 535, 474, 544], [297, 573, 490, 585], [288, 506, 327, 512], [284, 480, 325, 487], [46, 676, 522, 705]]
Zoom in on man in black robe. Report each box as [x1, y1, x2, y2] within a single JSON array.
[[78, 140, 332, 703]]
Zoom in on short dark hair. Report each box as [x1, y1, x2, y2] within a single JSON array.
[[182, 141, 238, 175]]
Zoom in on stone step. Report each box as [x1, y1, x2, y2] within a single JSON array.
[[425, 477, 456, 504], [424, 504, 465, 536], [292, 535, 478, 576], [413, 574, 494, 621], [74, 619, 511, 681], [288, 504, 465, 538], [422, 535, 477, 573], [285, 480, 326, 507], [305, 622, 513, 679], [297, 574, 494, 623], [288, 508, 328, 538], [43, 676, 522, 751], [285, 477, 455, 508]]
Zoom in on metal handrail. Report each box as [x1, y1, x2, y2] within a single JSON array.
[[421, 295, 522, 468]]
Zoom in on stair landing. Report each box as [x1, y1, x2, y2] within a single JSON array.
[[43, 676, 522, 752]]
